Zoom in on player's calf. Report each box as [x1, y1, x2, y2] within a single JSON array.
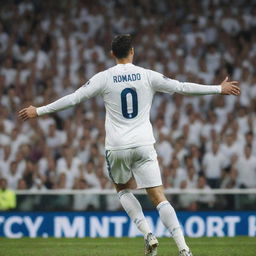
[[118, 189, 152, 236], [146, 187, 192, 255]]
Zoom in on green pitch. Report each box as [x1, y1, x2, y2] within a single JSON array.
[[0, 237, 255, 256]]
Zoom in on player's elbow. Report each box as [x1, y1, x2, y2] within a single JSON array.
[[175, 83, 191, 95], [69, 94, 82, 106]]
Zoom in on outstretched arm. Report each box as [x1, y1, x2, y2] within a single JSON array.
[[173, 76, 240, 96], [150, 71, 240, 96], [18, 72, 106, 121], [19, 91, 82, 121]]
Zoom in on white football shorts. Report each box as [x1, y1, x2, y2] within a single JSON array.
[[105, 145, 162, 189]]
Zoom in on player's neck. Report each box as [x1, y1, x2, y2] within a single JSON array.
[[117, 60, 132, 64], [116, 56, 133, 64]]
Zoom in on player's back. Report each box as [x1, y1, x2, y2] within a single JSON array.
[[103, 63, 155, 150]]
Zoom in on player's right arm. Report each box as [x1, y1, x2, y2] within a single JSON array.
[[18, 72, 106, 121], [149, 70, 240, 96]]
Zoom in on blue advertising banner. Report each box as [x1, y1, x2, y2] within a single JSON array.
[[0, 211, 255, 238]]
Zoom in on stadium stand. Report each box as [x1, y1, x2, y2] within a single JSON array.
[[0, 0, 256, 210]]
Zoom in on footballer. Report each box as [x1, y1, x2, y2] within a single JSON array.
[[19, 34, 240, 256]]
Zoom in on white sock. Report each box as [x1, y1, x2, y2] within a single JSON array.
[[118, 189, 151, 238], [157, 201, 189, 251]]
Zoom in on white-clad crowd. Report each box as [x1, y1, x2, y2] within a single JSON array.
[[0, 0, 256, 210]]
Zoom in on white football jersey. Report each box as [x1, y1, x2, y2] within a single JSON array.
[[37, 63, 221, 150]]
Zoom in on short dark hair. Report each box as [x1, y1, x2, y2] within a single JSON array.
[[111, 34, 133, 59]]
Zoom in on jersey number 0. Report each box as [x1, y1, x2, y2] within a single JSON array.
[[121, 88, 138, 119]]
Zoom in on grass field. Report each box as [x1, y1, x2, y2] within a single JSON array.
[[0, 237, 255, 256]]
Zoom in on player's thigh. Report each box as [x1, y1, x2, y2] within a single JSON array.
[[132, 145, 163, 189], [105, 149, 133, 185]]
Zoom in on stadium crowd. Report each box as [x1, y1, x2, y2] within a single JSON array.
[[0, 0, 256, 210]]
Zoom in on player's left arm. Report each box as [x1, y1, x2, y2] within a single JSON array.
[[175, 76, 240, 96], [18, 72, 106, 121], [149, 70, 240, 96]]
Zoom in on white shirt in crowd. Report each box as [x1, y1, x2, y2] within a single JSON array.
[[56, 157, 82, 189], [0, 161, 9, 178], [156, 139, 173, 166], [83, 171, 101, 188], [236, 155, 256, 188], [173, 167, 187, 188], [220, 141, 241, 167], [4, 172, 21, 190], [202, 151, 226, 179]]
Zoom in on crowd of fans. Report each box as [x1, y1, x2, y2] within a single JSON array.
[[0, 0, 256, 210]]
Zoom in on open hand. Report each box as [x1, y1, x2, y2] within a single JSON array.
[[18, 105, 37, 121], [220, 77, 240, 95]]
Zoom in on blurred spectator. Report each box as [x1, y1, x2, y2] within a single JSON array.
[[236, 145, 256, 188], [202, 142, 225, 188], [82, 160, 101, 188], [56, 147, 82, 189], [178, 180, 197, 211], [0, 178, 16, 211], [73, 178, 100, 210], [220, 133, 240, 168], [195, 175, 215, 209], [156, 132, 173, 166], [169, 157, 187, 188], [4, 161, 22, 190]]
